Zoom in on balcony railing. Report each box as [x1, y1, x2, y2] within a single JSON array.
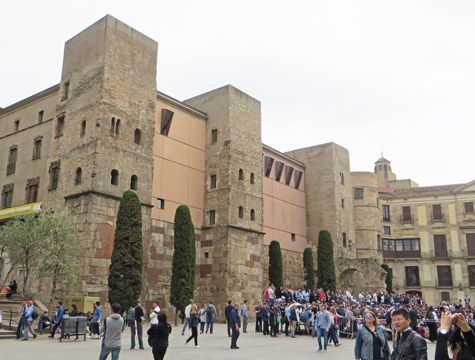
[[401, 214, 414, 224]]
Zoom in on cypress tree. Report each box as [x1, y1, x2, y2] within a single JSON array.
[[170, 205, 196, 325], [316, 230, 336, 291], [303, 247, 315, 290], [381, 264, 393, 293], [269, 240, 283, 288], [108, 190, 143, 313]]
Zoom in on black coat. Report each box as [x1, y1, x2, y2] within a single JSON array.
[[392, 329, 428, 360], [147, 321, 171, 348]]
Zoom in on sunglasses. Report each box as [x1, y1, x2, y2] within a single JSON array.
[[364, 314, 374, 318]]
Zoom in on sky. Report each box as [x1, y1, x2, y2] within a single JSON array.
[[1, 0, 474, 186]]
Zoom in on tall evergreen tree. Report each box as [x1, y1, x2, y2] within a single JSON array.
[[170, 205, 196, 325], [268, 240, 283, 288], [316, 230, 336, 291], [108, 190, 143, 313], [303, 247, 315, 290], [381, 264, 393, 293]]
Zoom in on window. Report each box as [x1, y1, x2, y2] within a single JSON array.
[[433, 204, 443, 221], [468, 265, 475, 286], [378, 165, 382, 171], [437, 266, 453, 287], [239, 169, 244, 181], [250, 209, 255, 221], [62, 81, 70, 100], [441, 292, 450, 302], [204, 252, 209, 259], [115, 119, 120, 136], [377, 235, 381, 250], [1, 184, 14, 209], [110, 118, 115, 135], [339, 172, 345, 184], [342, 232, 347, 247], [38, 110, 44, 123], [294, 170, 303, 189], [434, 234, 448, 258], [250, 173, 255, 184], [341, 199, 345, 208], [49, 161, 60, 190], [156, 198, 165, 209], [209, 210, 215, 225], [402, 206, 412, 222], [354, 188, 363, 199], [74, 168, 82, 185], [210, 174, 217, 189], [32, 138, 42, 159], [134, 129, 141, 144], [80, 120, 86, 138], [130, 175, 138, 190], [211, 129, 217, 143], [161, 109, 174, 136], [110, 169, 119, 186], [466, 233, 475, 256], [238, 206, 243, 218], [284, 165, 294, 185], [25, 178, 39, 203], [7, 147, 17, 175], [382, 205, 390, 221], [264, 156, 274, 177], [274, 161, 284, 182], [384, 226, 391, 235], [383, 238, 421, 258], [291, 233, 296, 242], [14, 119, 20, 132], [405, 266, 420, 287], [465, 202, 474, 214], [57, 115, 65, 137]]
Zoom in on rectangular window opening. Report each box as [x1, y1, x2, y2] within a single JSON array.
[[210, 174, 217, 189], [209, 210, 216, 225], [14, 119, 20, 132], [291, 233, 296, 242], [284, 165, 294, 185], [156, 198, 165, 209], [264, 156, 274, 178], [211, 129, 218, 144], [160, 109, 174, 136], [38, 110, 44, 123], [57, 116, 65, 137]]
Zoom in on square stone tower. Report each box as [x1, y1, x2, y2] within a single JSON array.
[[185, 85, 265, 315], [42, 15, 158, 302]]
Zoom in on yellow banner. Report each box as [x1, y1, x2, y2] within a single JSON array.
[[0, 202, 42, 220]]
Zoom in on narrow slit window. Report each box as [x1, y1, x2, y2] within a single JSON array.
[[161, 109, 174, 136]]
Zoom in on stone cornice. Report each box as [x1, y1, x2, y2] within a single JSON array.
[[156, 91, 208, 120], [0, 84, 60, 116], [64, 190, 154, 208]]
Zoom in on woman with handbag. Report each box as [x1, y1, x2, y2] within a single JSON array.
[[184, 304, 200, 348], [355, 310, 391, 360]]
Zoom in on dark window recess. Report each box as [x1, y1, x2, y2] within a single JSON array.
[[204, 252, 209, 259], [342, 232, 347, 247], [110, 118, 115, 135], [239, 169, 244, 181], [382, 205, 390, 221], [354, 188, 363, 199], [209, 210, 215, 225], [341, 199, 345, 208], [384, 226, 391, 235], [433, 204, 443, 221], [14, 119, 20, 132], [161, 109, 174, 136], [1, 184, 14, 209], [25, 178, 39, 204], [468, 265, 475, 286], [210, 175, 217, 189], [74, 168, 82, 185], [110, 169, 119, 186], [238, 206, 243, 218], [211, 129, 218, 143], [284, 165, 294, 185], [383, 238, 421, 258], [38, 110, 44, 123], [274, 161, 284, 182], [291, 233, 296, 242], [156, 198, 165, 209], [57, 115, 65, 137], [437, 266, 453, 287], [466, 233, 475, 256], [339, 172, 345, 184], [294, 170, 303, 189], [441, 292, 450, 302], [264, 156, 274, 177], [250, 209, 255, 221], [250, 173, 255, 184], [49, 161, 60, 190], [63, 81, 70, 100], [402, 206, 412, 222], [130, 175, 138, 190], [80, 120, 86, 138], [405, 266, 420, 287], [377, 235, 381, 250], [465, 202, 474, 214], [134, 129, 141, 144], [115, 119, 120, 136], [7, 147, 18, 175], [434, 234, 448, 258]]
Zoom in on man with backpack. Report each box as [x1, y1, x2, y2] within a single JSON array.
[[205, 301, 216, 334], [22, 300, 37, 341], [99, 303, 125, 360], [127, 301, 144, 350]]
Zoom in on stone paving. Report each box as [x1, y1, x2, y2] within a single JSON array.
[[1, 323, 436, 359]]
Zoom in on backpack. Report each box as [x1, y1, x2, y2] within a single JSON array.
[[385, 309, 393, 326], [32, 308, 38, 320], [126, 306, 136, 323], [206, 305, 213, 318]]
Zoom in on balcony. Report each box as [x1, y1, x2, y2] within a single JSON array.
[[401, 214, 414, 225], [431, 213, 445, 223]]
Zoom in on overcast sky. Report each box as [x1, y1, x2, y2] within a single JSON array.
[[1, 0, 474, 186]]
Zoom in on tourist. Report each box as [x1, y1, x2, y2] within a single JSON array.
[[5, 280, 17, 299], [230, 303, 241, 349], [426, 306, 438, 342], [48, 301, 65, 338], [15, 300, 27, 339], [70, 303, 78, 317], [184, 304, 200, 348], [22, 300, 37, 341], [181, 299, 193, 335], [91, 301, 102, 339], [435, 311, 475, 360], [225, 300, 233, 337], [205, 301, 216, 334], [391, 308, 427, 360], [354, 309, 390, 360], [128, 301, 145, 350], [150, 300, 161, 328], [255, 303, 262, 332], [269, 304, 278, 338], [199, 304, 206, 334], [241, 300, 249, 333], [99, 303, 124, 360], [38, 311, 51, 335], [315, 304, 331, 351], [147, 310, 172, 360]]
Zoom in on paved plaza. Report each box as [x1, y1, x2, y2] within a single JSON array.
[[1, 323, 436, 359]]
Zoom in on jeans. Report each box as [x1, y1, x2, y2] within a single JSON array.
[[130, 322, 143, 349], [255, 317, 262, 332], [242, 317, 248, 332], [99, 346, 121, 360], [231, 326, 240, 348], [39, 322, 50, 334], [23, 320, 35, 339], [317, 327, 329, 350], [50, 322, 61, 336], [181, 318, 190, 334], [16, 318, 24, 339], [200, 321, 205, 333], [227, 320, 231, 336], [205, 317, 214, 333], [329, 325, 339, 344], [186, 326, 198, 346]]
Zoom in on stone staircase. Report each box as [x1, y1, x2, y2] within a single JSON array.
[[0, 297, 21, 339]]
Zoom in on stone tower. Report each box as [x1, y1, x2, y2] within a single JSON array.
[[42, 15, 158, 302], [374, 157, 396, 188], [185, 85, 265, 316]]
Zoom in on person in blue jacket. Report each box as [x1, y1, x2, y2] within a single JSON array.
[[230, 303, 241, 349], [22, 301, 37, 340], [48, 301, 65, 338]]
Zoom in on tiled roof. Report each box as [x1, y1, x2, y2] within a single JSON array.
[[392, 184, 463, 197], [378, 187, 396, 194], [375, 157, 390, 163]]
